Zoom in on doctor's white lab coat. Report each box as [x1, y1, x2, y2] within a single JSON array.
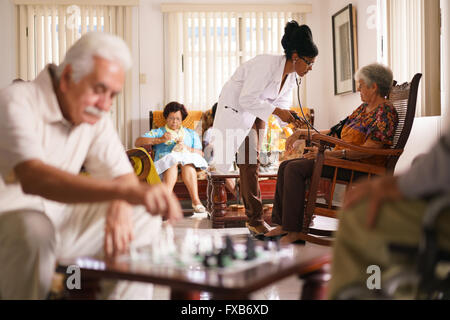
[[211, 54, 296, 173]]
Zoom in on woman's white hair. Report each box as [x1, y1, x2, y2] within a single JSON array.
[[355, 63, 393, 98], [55, 32, 132, 83]]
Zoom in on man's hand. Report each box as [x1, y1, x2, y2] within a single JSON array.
[[131, 183, 183, 224], [343, 176, 404, 229], [104, 200, 134, 257]]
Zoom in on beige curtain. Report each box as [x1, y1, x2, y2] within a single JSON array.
[[162, 5, 310, 111], [442, 0, 450, 124], [15, 1, 137, 147], [387, 0, 441, 117]]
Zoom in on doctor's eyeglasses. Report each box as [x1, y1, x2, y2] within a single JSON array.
[[299, 56, 314, 66]]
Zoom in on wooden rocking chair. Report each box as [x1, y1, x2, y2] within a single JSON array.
[[299, 73, 422, 246]]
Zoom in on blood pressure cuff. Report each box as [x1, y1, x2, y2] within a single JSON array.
[[328, 117, 348, 139]]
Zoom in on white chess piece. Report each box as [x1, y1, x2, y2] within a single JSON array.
[[178, 229, 196, 264], [151, 239, 161, 263], [213, 233, 223, 252], [164, 224, 176, 255], [129, 244, 139, 260]]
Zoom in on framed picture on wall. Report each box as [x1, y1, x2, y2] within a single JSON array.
[[332, 4, 358, 95]]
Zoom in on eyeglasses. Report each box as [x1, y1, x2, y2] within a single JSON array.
[[299, 56, 314, 66], [167, 117, 182, 122]]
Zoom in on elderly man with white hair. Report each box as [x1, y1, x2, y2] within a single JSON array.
[[0, 32, 182, 299]]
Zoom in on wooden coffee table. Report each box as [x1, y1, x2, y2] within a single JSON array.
[[56, 241, 331, 300], [206, 172, 278, 228]]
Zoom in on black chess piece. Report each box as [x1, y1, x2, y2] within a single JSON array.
[[274, 237, 281, 251], [225, 235, 237, 260], [195, 243, 201, 257], [245, 235, 256, 261], [263, 238, 270, 251], [202, 254, 210, 267], [217, 250, 226, 268]]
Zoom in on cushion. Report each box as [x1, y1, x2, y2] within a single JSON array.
[[151, 110, 203, 137]]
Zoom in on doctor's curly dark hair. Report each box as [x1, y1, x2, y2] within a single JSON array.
[[281, 21, 318, 60]]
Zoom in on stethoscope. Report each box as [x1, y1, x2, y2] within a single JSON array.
[[293, 61, 320, 147]]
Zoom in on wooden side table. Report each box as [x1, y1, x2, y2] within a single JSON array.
[[207, 172, 278, 228], [56, 242, 332, 300]]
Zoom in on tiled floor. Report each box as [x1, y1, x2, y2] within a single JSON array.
[[151, 210, 336, 300]]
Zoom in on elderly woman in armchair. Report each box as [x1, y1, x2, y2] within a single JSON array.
[[265, 63, 399, 243], [135, 101, 208, 213]]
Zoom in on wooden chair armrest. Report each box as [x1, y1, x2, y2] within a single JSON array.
[[311, 134, 403, 156], [323, 158, 387, 176]]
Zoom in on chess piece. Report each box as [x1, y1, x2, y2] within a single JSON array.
[[245, 235, 256, 261], [151, 238, 162, 263], [213, 233, 223, 252], [164, 224, 176, 255], [202, 254, 210, 268], [202, 254, 217, 268], [224, 235, 237, 260], [217, 250, 227, 268], [198, 234, 213, 256], [263, 238, 270, 251], [274, 237, 281, 251]]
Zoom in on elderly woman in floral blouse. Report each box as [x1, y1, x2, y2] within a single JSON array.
[[265, 63, 399, 244]]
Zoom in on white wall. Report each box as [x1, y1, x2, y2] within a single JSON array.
[[394, 116, 443, 174], [320, 0, 379, 125]]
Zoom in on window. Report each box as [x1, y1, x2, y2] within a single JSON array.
[[162, 4, 311, 111], [15, 0, 137, 147]]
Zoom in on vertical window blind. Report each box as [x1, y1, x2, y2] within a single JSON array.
[[14, 0, 137, 148], [162, 4, 312, 111]]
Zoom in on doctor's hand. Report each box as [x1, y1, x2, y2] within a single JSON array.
[[273, 108, 295, 124]]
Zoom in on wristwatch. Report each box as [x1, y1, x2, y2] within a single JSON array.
[[341, 149, 346, 159]]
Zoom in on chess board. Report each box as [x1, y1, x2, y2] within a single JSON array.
[[120, 226, 292, 275]]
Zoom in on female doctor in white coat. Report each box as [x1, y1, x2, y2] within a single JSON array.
[[211, 21, 319, 235]]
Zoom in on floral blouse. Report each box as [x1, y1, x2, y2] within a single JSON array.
[[337, 102, 398, 165]]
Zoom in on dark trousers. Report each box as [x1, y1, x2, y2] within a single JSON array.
[[271, 158, 314, 232], [237, 118, 265, 225], [271, 158, 368, 232]]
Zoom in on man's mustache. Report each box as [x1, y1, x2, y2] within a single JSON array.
[[85, 106, 106, 118]]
